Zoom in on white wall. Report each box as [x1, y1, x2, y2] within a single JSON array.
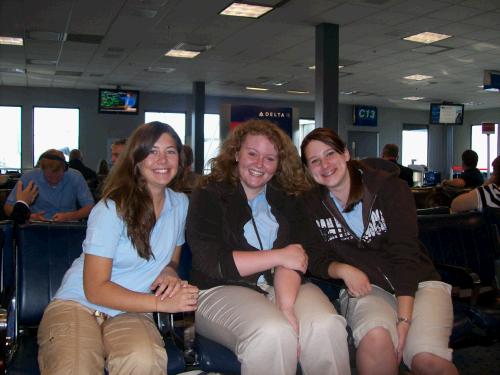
[[452, 108, 500, 167], [2, 85, 495, 175]]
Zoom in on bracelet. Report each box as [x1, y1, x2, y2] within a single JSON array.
[[397, 317, 411, 325]]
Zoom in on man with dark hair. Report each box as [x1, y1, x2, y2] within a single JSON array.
[[68, 149, 98, 190], [381, 143, 414, 187], [174, 144, 201, 192], [443, 149, 484, 188], [111, 138, 127, 165], [4, 149, 94, 221]]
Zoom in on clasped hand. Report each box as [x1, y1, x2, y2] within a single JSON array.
[[150, 267, 199, 313], [279, 244, 308, 273]]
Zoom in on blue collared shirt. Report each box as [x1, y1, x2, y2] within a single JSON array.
[[54, 189, 188, 317], [6, 168, 94, 219], [243, 188, 279, 285], [330, 192, 364, 238]]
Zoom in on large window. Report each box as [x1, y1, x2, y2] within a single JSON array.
[[471, 124, 498, 173], [402, 126, 428, 167], [299, 119, 315, 148], [33, 107, 79, 165], [145, 112, 186, 143], [0, 106, 22, 170], [204, 114, 220, 173]]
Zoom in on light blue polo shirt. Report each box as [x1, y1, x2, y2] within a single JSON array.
[[330, 192, 364, 238], [243, 188, 279, 285], [55, 189, 188, 317], [6, 168, 94, 219]]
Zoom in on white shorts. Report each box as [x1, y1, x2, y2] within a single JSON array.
[[339, 281, 454, 369]]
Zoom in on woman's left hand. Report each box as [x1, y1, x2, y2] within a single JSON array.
[[396, 320, 410, 363], [150, 267, 185, 300]]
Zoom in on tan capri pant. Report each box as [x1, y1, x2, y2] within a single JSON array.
[[339, 281, 454, 369], [196, 282, 351, 375], [37, 299, 167, 375]]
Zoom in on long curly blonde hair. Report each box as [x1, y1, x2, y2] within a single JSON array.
[[205, 119, 310, 195]]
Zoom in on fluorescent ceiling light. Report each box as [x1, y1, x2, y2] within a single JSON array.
[[404, 74, 433, 81], [0, 36, 23, 46], [287, 90, 309, 94], [308, 65, 344, 70], [340, 90, 357, 95], [246, 86, 268, 91], [164, 49, 200, 58], [220, 2, 273, 18], [403, 96, 424, 101], [403, 32, 451, 44]]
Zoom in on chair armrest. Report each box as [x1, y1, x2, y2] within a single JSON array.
[[435, 263, 481, 288], [435, 263, 481, 305]]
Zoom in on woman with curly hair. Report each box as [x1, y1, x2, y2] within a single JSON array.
[[37, 122, 199, 374], [187, 119, 350, 375]]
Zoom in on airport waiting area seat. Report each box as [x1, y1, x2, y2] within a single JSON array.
[[417, 211, 500, 342], [0, 222, 185, 375], [0, 220, 14, 303]]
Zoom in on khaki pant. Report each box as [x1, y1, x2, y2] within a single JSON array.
[[196, 282, 350, 375], [37, 299, 167, 375], [340, 281, 454, 369]]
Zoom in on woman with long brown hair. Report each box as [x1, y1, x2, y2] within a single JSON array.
[[300, 127, 458, 375], [187, 119, 350, 375], [37, 122, 198, 374]]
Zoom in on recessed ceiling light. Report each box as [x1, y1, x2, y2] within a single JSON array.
[[340, 90, 357, 95], [403, 96, 425, 101], [404, 74, 433, 81], [246, 86, 268, 91], [308, 65, 344, 70], [403, 32, 451, 44], [287, 90, 309, 94], [220, 2, 273, 18], [0, 36, 23, 46], [164, 49, 200, 58]]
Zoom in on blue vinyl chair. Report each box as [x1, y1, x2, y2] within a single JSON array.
[[0, 222, 185, 375], [179, 243, 241, 374]]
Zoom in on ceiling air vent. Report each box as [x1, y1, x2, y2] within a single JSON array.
[[55, 70, 82, 77], [27, 30, 66, 41], [66, 34, 104, 44]]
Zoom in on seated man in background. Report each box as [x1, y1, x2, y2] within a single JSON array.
[[381, 143, 414, 187], [111, 138, 127, 166], [3, 149, 94, 221], [68, 149, 98, 190], [173, 144, 201, 192], [451, 155, 500, 213], [443, 149, 484, 188]]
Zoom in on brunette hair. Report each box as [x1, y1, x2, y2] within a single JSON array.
[[205, 119, 309, 195], [300, 127, 363, 212], [462, 149, 479, 169], [102, 122, 184, 260]]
